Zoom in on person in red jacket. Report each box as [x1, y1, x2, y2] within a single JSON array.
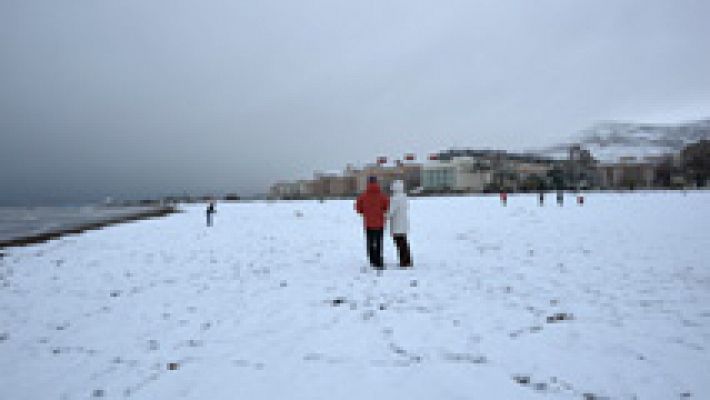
[[355, 176, 390, 269]]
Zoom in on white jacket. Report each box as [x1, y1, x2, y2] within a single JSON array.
[[388, 180, 409, 235]]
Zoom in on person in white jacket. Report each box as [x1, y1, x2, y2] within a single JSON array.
[[388, 180, 412, 267]]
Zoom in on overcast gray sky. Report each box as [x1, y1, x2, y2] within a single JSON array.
[[1, 0, 709, 204]]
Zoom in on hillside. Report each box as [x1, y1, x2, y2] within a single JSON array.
[[538, 118, 710, 162]]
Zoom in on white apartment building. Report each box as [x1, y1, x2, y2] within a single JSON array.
[[421, 157, 493, 192]]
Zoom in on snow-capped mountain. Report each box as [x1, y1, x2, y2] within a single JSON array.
[[538, 118, 710, 162]]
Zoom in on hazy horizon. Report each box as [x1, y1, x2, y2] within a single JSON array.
[[2, 0, 710, 205]]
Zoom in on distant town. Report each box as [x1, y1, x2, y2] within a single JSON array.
[[113, 137, 709, 206], [268, 140, 710, 199]]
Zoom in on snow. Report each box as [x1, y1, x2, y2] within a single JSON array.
[[536, 119, 710, 163], [1, 192, 709, 400]]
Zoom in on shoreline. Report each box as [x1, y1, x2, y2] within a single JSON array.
[[0, 206, 178, 250]]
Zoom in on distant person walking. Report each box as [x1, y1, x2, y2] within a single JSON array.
[[388, 180, 412, 268], [500, 191, 508, 206], [539, 190, 545, 206], [206, 202, 216, 227], [556, 190, 564, 206], [355, 176, 389, 269]]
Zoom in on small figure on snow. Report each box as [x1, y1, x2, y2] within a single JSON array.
[[538, 190, 545, 206], [388, 180, 412, 268], [355, 176, 389, 269], [206, 201, 216, 227], [500, 191, 508, 206], [556, 190, 564, 206]]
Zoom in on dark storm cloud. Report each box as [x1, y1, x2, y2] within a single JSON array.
[[1, 0, 709, 204]]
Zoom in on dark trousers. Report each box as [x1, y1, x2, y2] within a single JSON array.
[[393, 234, 412, 267], [365, 229, 384, 268]]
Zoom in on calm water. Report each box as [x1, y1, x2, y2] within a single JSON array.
[[0, 206, 160, 243]]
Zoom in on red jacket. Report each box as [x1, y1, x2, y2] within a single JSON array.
[[355, 182, 390, 229]]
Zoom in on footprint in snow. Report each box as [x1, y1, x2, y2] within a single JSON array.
[[329, 297, 347, 306], [546, 312, 574, 323], [54, 322, 70, 331], [147, 340, 159, 351], [442, 352, 487, 364], [233, 359, 265, 370]]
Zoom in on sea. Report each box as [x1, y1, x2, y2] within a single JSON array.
[[0, 206, 162, 243]]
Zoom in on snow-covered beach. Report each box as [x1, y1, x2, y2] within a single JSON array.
[[1, 192, 708, 399]]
